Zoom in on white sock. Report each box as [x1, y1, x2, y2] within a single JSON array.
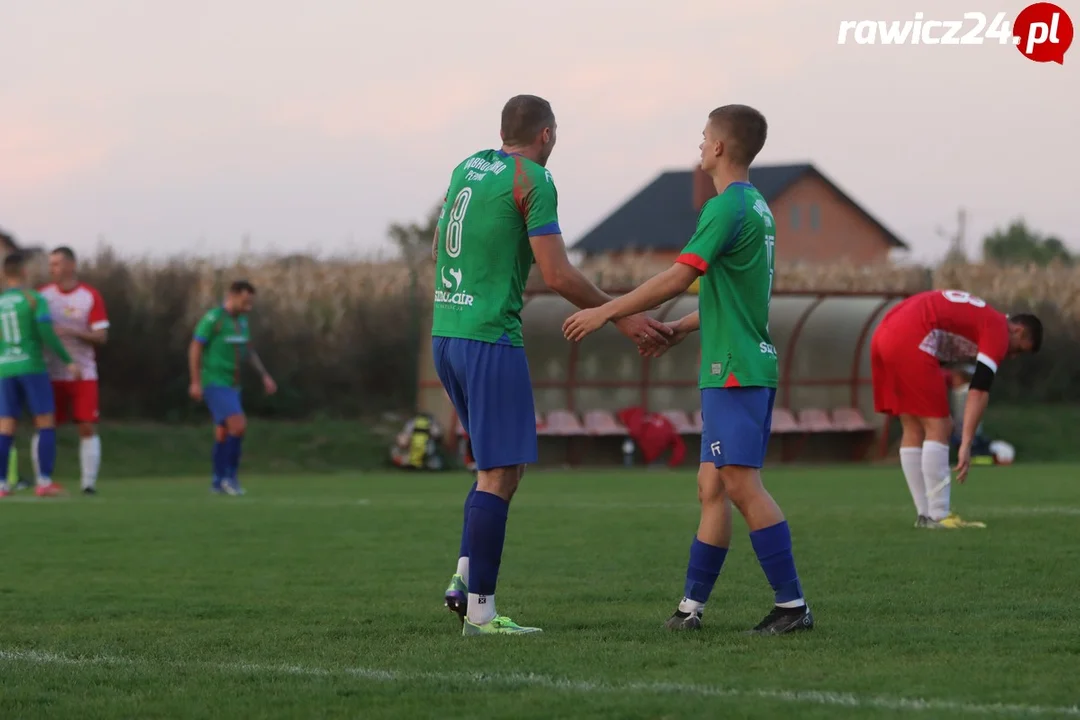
[[456, 557, 469, 586], [80, 436, 102, 489], [678, 597, 704, 614], [922, 441, 952, 521], [899, 447, 929, 517], [31, 433, 40, 482], [467, 593, 496, 625]]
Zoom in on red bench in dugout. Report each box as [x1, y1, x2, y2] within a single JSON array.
[[524, 406, 875, 464]]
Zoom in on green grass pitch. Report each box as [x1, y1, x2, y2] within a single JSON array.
[[1, 465, 1078, 719]]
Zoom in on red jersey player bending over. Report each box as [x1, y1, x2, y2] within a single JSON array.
[[871, 289, 1041, 529], [37, 247, 109, 495]]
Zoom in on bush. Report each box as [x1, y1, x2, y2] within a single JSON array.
[[53, 249, 1080, 419], [61, 250, 428, 420]]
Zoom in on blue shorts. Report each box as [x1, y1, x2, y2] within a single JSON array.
[[0, 373, 55, 419], [700, 387, 776, 468], [432, 336, 537, 470], [204, 385, 244, 425]]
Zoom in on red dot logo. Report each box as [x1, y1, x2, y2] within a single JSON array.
[[1014, 2, 1074, 64]]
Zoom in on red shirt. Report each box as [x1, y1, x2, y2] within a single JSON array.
[[38, 282, 109, 381], [883, 290, 1010, 372]]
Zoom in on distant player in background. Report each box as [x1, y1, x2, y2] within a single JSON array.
[[871, 289, 1041, 529], [34, 247, 109, 495], [565, 105, 814, 635], [944, 365, 993, 460], [0, 252, 80, 498], [434, 94, 672, 635], [188, 281, 277, 496]]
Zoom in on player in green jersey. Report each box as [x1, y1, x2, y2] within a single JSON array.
[[434, 94, 672, 635], [564, 105, 813, 635], [188, 280, 277, 496], [0, 252, 79, 498]]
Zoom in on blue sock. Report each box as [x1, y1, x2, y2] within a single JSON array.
[[225, 435, 243, 483], [466, 491, 509, 596], [37, 428, 57, 478], [0, 434, 13, 485], [683, 537, 729, 605], [459, 481, 477, 559], [212, 439, 228, 485], [749, 521, 804, 606]]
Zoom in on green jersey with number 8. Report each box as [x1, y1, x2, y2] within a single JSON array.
[[431, 149, 560, 347], [676, 182, 778, 389]]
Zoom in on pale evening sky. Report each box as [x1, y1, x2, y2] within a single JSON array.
[[1, 0, 1077, 264]]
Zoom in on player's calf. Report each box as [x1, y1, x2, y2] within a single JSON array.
[[77, 422, 101, 495], [897, 414, 930, 520], [721, 465, 783, 530], [211, 424, 229, 493], [918, 416, 954, 522], [218, 414, 247, 495], [462, 464, 524, 628], [0, 425, 15, 497], [31, 414, 63, 495], [446, 465, 529, 626], [722, 466, 812, 635], [474, 463, 521, 502], [666, 464, 732, 630]]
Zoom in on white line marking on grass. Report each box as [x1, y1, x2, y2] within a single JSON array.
[[977, 506, 1080, 517], [0, 648, 1076, 717], [0, 497, 372, 507]]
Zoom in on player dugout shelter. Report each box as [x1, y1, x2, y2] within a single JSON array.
[[417, 289, 908, 466]]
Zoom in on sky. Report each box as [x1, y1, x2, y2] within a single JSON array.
[[1, 0, 1077, 264]]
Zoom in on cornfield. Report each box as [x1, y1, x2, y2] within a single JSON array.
[[51, 249, 1080, 420]]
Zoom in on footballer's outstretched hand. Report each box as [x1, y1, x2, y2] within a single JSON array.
[[615, 314, 671, 347], [638, 322, 690, 358], [639, 312, 697, 358], [563, 307, 608, 342], [955, 443, 972, 484], [564, 307, 671, 346], [262, 374, 278, 395]]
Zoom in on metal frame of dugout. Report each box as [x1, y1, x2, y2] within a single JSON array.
[[416, 289, 911, 467]]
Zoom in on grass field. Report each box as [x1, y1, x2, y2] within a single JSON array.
[[2, 465, 1078, 719]]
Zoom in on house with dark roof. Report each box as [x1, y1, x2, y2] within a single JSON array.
[[573, 164, 907, 265]]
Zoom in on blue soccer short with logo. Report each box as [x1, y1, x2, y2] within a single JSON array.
[[699, 387, 776, 468], [432, 335, 537, 471]]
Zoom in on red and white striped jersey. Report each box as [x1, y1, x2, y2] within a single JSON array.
[[38, 283, 109, 381]]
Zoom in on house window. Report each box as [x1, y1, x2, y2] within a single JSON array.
[[809, 204, 821, 231], [790, 205, 801, 229]]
